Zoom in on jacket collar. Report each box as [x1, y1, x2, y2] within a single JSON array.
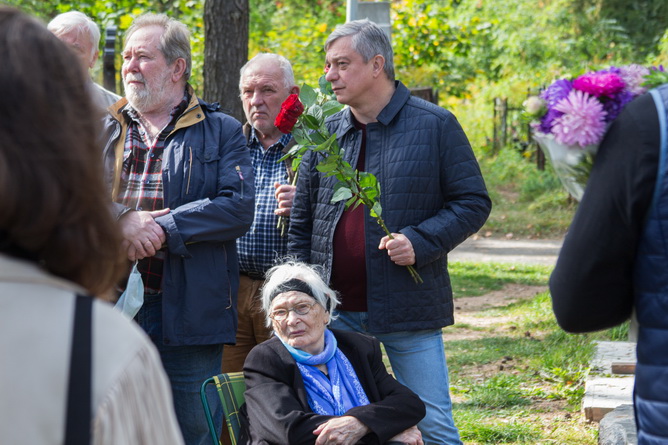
[[376, 81, 411, 125]]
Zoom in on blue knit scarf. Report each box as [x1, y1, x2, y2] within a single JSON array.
[[279, 329, 370, 416]]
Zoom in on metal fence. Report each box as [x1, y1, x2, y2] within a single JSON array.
[[492, 95, 545, 170]]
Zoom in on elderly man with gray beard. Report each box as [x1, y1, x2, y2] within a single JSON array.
[[101, 13, 254, 445]]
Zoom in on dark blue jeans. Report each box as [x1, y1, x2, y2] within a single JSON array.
[[331, 311, 462, 445], [136, 294, 223, 445]]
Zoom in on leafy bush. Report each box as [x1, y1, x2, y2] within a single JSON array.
[[519, 168, 563, 203]]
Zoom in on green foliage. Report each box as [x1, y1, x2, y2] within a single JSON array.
[[579, 0, 668, 60], [655, 29, 668, 67], [6, 0, 205, 93], [249, 0, 345, 86], [391, 0, 497, 96], [606, 321, 630, 341], [519, 168, 563, 203], [644, 68, 668, 89], [476, 148, 575, 237]]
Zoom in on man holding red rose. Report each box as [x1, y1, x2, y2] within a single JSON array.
[[288, 19, 491, 444], [223, 53, 301, 373]]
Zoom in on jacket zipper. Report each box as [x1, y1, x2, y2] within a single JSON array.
[[185, 146, 193, 195]]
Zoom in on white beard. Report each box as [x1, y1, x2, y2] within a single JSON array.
[[124, 72, 171, 113]]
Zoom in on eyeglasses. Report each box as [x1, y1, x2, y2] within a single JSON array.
[[269, 302, 317, 322]]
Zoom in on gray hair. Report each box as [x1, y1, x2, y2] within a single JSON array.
[[125, 13, 191, 81], [47, 11, 100, 59], [239, 53, 296, 92], [324, 18, 394, 82], [261, 261, 341, 328]]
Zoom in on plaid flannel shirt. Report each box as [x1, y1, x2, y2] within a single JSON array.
[[116, 92, 189, 293], [236, 129, 293, 276]]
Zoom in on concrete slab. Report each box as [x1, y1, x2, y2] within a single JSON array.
[[584, 341, 636, 422], [590, 341, 636, 375], [583, 377, 635, 422]]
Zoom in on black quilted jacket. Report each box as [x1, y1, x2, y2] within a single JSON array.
[[288, 81, 491, 333]]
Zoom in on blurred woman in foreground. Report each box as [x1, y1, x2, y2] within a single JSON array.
[[0, 7, 183, 444]]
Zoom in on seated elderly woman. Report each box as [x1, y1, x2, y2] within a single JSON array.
[[240, 261, 426, 445]]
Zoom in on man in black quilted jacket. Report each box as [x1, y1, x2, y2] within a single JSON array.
[[288, 18, 491, 445]]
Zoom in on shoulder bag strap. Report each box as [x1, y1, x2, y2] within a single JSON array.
[[64, 294, 93, 445]]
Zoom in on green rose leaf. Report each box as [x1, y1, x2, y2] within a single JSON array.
[[341, 164, 356, 179], [332, 183, 353, 202], [358, 171, 377, 188], [300, 84, 318, 107], [293, 132, 312, 146], [319, 75, 331, 94], [308, 131, 327, 145], [370, 201, 383, 218], [346, 196, 361, 209], [311, 105, 323, 122], [302, 114, 321, 130], [322, 100, 344, 117], [316, 155, 340, 173], [312, 134, 337, 152], [279, 143, 307, 162]]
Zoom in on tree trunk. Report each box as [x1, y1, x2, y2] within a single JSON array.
[[203, 0, 249, 123]]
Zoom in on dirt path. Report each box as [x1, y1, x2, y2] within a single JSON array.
[[449, 237, 562, 266], [447, 283, 548, 341]]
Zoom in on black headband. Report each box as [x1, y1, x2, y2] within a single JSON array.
[[269, 278, 314, 301]]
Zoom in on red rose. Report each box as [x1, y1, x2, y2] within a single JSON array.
[[274, 94, 304, 134]]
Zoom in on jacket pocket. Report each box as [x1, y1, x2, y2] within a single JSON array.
[[185, 145, 222, 199]]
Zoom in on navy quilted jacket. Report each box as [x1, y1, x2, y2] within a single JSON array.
[[102, 91, 255, 346], [288, 82, 491, 333], [634, 84, 668, 443]]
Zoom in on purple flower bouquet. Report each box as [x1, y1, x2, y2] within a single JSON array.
[[525, 65, 655, 200]]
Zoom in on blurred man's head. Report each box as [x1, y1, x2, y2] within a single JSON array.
[[48, 11, 101, 77], [239, 53, 298, 144]]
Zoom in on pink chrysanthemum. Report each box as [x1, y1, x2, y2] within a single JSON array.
[[619, 64, 650, 95], [552, 89, 607, 147], [572, 72, 625, 98]]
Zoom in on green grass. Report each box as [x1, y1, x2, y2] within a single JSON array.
[[456, 408, 543, 444], [449, 261, 552, 297], [443, 262, 625, 444]]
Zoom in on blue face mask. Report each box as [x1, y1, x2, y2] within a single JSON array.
[[114, 262, 144, 319]]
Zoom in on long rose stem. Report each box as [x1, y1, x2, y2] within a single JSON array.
[[276, 170, 298, 237], [314, 150, 424, 284]]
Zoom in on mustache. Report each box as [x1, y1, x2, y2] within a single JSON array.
[[124, 73, 145, 85]]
